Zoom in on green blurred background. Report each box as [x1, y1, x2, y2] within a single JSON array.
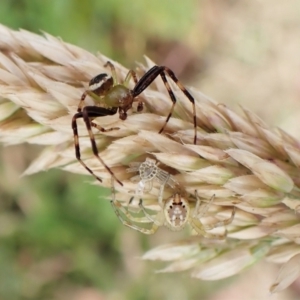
[[1, 1, 300, 299]]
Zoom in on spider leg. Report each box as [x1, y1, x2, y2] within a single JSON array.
[[124, 69, 145, 112], [72, 106, 123, 186], [104, 61, 118, 84], [143, 180, 153, 193], [156, 169, 176, 203], [194, 190, 235, 230], [111, 195, 152, 224], [157, 183, 166, 204], [77, 91, 88, 113], [138, 199, 165, 226], [111, 197, 159, 234], [126, 197, 155, 223], [132, 66, 197, 144], [105, 61, 139, 86], [158, 72, 177, 132], [194, 192, 215, 219], [191, 219, 228, 239], [203, 207, 236, 231], [192, 191, 235, 238], [78, 90, 102, 112], [90, 122, 119, 132], [124, 69, 138, 86], [163, 67, 197, 144], [130, 179, 151, 204]]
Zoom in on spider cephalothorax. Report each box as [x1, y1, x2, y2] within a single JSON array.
[[72, 62, 197, 186]]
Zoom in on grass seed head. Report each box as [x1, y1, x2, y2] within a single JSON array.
[[0, 24, 300, 292]]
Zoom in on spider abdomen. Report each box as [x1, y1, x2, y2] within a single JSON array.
[[164, 194, 190, 231], [89, 74, 114, 98], [105, 85, 132, 108]]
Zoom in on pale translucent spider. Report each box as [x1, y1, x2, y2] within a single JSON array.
[[126, 157, 176, 201], [111, 190, 236, 238]]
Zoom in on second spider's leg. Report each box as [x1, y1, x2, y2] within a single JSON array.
[[132, 66, 197, 144], [110, 180, 150, 224], [111, 198, 159, 234], [191, 192, 222, 238], [142, 180, 153, 193], [120, 197, 157, 224], [138, 199, 165, 226], [194, 192, 215, 219], [192, 191, 235, 238], [156, 169, 176, 203], [203, 207, 236, 231], [191, 218, 228, 239], [72, 106, 123, 186]]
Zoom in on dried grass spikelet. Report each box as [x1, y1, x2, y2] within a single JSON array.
[[1, 24, 300, 292]]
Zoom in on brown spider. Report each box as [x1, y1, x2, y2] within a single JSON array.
[[111, 190, 236, 237], [72, 62, 197, 186]]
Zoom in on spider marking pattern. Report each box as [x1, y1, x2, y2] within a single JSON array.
[[111, 190, 236, 237], [72, 61, 197, 186], [126, 157, 176, 201]]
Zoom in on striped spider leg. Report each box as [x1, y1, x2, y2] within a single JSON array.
[[72, 61, 197, 186], [111, 190, 236, 237]]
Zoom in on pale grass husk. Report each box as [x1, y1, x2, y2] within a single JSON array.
[[1, 24, 300, 292]]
